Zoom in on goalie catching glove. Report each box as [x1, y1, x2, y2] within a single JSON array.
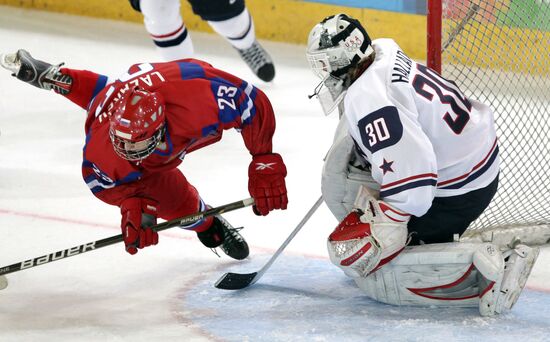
[[120, 197, 159, 255], [248, 153, 288, 216], [327, 186, 409, 278]]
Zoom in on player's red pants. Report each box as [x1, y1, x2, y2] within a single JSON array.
[[97, 168, 213, 232]]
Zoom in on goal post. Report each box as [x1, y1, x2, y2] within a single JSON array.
[[427, 0, 550, 244]]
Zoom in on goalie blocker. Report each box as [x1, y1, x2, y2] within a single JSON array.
[[327, 186, 540, 316]]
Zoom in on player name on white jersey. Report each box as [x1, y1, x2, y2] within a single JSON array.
[[343, 39, 499, 217]]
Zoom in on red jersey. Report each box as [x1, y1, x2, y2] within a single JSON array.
[[61, 59, 276, 207]]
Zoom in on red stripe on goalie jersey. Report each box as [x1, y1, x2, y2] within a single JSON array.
[[62, 59, 275, 207]]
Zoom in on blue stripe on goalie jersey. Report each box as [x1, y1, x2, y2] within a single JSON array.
[[439, 144, 499, 190], [380, 178, 437, 198], [357, 106, 403, 154]]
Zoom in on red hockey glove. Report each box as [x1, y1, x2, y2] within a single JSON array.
[[248, 153, 288, 216], [120, 197, 159, 255]]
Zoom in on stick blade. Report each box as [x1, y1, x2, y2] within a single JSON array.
[[214, 272, 258, 290], [0, 275, 8, 290]]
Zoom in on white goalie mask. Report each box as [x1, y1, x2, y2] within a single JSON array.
[[306, 14, 374, 115]]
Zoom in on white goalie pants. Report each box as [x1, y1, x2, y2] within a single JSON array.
[[352, 241, 539, 316]]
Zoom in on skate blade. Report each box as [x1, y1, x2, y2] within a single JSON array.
[[0, 52, 20, 74]]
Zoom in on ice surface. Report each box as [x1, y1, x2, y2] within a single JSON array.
[[0, 6, 549, 342]]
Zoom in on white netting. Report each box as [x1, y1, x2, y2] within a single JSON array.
[[438, 0, 550, 235]]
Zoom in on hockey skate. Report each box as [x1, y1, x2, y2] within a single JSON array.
[[197, 215, 249, 260], [236, 40, 275, 82], [0, 49, 72, 94]]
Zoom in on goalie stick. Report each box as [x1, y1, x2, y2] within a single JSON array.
[[0, 198, 254, 286], [215, 196, 324, 290]]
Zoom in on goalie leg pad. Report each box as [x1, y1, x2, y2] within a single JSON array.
[[473, 243, 505, 316], [475, 243, 539, 316], [352, 241, 538, 316], [494, 245, 539, 314], [354, 243, 483, 307]]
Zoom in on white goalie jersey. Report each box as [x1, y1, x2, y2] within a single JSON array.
[[343, 38, 499, 217]]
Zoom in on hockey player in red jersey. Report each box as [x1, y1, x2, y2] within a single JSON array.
[[0, 49, 288, 259]]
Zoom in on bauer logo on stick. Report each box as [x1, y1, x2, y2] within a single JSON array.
[[20, 242, 97, 270]]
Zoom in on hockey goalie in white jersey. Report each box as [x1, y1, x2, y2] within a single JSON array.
[[306, 13, 539, 316]]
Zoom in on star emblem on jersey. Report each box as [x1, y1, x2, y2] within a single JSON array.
[[255, 162, 276, 171], [380, 159, 394, 175]]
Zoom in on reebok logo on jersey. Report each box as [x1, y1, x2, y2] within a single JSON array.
[[255, 162, 276, 171]]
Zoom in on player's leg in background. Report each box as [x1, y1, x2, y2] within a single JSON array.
[[407, 174, 499, 245], [130, 0, 194, 61], [188, 0, 275, 82]]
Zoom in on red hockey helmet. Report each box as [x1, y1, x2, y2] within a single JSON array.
[[109, 87, 166, 161]]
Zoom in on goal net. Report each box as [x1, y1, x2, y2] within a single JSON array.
[[427, 0, 550, 243]]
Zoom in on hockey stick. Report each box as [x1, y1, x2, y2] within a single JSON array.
[[215, 195, 324, 290], [0, 198, 254, 279]]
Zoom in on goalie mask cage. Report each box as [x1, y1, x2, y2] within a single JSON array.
[[427, 0, 550, 239]]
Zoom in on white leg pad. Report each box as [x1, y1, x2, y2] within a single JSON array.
[[354, 242, 484, 308], [474, 243, 505, 316], [495, 245, 539, 314], [353, 241, 538, 316]]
